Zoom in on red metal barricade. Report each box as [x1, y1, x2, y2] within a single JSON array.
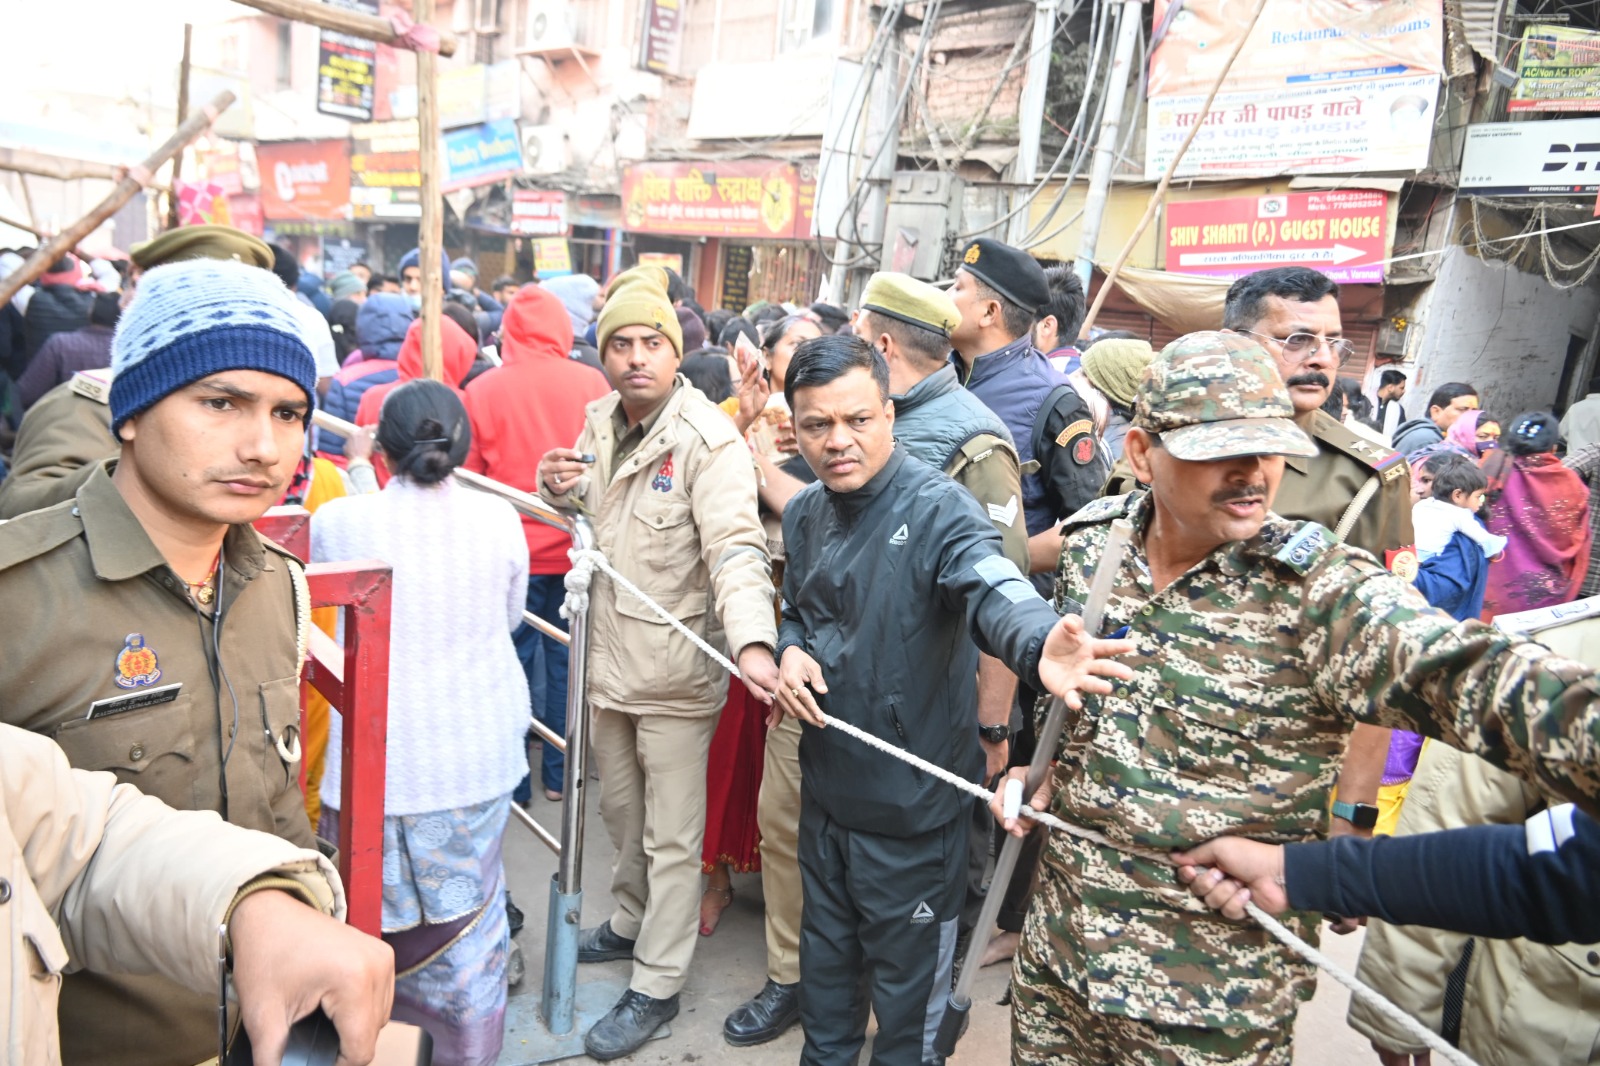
[[257, 508, 392, 935]]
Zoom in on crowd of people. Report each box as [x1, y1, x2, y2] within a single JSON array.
[[1, 225, 1599, 1066]]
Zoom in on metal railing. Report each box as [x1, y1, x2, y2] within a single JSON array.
[[312, 410, 596, 1037]]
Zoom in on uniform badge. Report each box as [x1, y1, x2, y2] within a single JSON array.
[[1386, 546, 1419, 581], [963, 244, 981, 265], [1055, 418, 1093, 448], [1072, 436, 1095, 465], [651, 454, 675, 492], [114, 633, 162, 689], [1276, 524, 1332, 574]]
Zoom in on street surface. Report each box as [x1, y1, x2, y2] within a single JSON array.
[[503, 783, 1373, 1065]]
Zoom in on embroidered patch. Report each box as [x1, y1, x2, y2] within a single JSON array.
[[651, 454, 675, 492], [1276, 524, 1332, 574], [114, 633, 162, 689], [1055, 418, 1093, 448], [1386, 546, 1419, 581], [1072, 435, 1095, 465], [963, 244, 981, 265]]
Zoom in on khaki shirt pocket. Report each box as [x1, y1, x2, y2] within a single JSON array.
[[613, 589, 711, 703], [52, 697, 200, 807], [631, 500, 694, 572], [259, 676, 303, 788]]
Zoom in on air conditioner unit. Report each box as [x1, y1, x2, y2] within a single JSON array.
[[524, 0, 576, 53], [521, 124, 570, 176]]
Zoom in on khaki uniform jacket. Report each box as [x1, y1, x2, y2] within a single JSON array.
[[0, 379, 115, 519], [0, 463, 313, 1066], [2, 724, 339, 1066], [542, 379, 777, 716]]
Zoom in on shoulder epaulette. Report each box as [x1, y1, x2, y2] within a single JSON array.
[[1272, 521, 1337, 575], [0, 501, 85, 571], [679, 393, 741, 448], [1315, 415, 1406, 474], [1062, 493, 1133, 530]]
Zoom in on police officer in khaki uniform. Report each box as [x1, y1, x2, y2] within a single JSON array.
[[723, 273, 1029, 1046], [1093, 268, 1413, 842], [0, 225, 275, 519], [0, 258, 319, 1066]]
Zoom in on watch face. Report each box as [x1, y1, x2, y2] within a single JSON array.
[[978, 725, 1009, 743]]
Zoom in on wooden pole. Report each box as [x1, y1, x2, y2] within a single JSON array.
[[17, 174, 37, 232], [227, 0, 458, 57], [1078, 0, 1269, 334], [0, 89, 236, 308], [0, 212, 43, 240], [416, 0, 444, 382], [168, 23, 194, 230], [0, 148, 126, 184]]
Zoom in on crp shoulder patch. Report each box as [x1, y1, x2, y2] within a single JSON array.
[[1275, 522, 1335, 574], [1055, 418, 1093, 448], [1063, 493, 1131, 530]]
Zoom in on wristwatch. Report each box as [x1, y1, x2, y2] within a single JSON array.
[[1331, 800, 1379, 830], [977, 723, 1010, 744]]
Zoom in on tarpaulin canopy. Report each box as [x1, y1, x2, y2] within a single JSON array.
[[1098, 262, 1231, 334]]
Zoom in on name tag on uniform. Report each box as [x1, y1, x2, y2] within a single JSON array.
[[86, 682, 182, 720]]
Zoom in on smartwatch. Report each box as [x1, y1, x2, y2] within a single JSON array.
[[977, 724, 1010, 744], [1331, 800, 1379, 830]]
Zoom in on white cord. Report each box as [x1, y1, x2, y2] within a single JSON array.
[[562, 545, 1480, 1066]]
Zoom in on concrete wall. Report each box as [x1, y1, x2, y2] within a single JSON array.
[[1405, 248, 1600, 420]]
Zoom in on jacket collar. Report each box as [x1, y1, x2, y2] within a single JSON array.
[[592, 376, 690, 483], [891, 364, 961, 414], [952, 335, 1035, 387], [78, 460, 268, 586], [825, 446, 908, 520]]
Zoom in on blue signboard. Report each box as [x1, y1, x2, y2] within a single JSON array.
[[441, 119, 522, 192]]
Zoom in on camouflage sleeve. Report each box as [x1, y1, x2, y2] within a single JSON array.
[[1304, 552, 1600, 815]]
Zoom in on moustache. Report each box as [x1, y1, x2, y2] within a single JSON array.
[[1211, 484, 1268, 505], [1284, 371, 1330, 390]]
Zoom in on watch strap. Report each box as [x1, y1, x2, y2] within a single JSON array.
[[1331, 800, 1379, 829]]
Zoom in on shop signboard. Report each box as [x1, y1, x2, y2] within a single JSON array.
[[721, 245, 752, 311], [621, 160, 816, 240], [323, 238, 368, 278], [439, 64, 489, 129], [257, 140, 351, 221], [639, 0, 683, 75], [350, 119, 421, 219], [1163, 191, 1388, 283], [440, 119, 523, 192], [511, 189, 569, 236], [317, 0, 379, 122], [1460, 119, 1600, 196], [1510, 24, 1600, 113], [1145, 0, 1442, 178], [534, 239, 573, 277]]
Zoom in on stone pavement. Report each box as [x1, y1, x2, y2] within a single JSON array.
[[502, 787, 1375, 1065]]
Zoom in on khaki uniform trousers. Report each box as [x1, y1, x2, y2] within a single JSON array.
[[757, 713, 804, 985], [593, 705, 721, 999]]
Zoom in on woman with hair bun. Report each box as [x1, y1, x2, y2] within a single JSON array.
[[312, 378, 532, 1065]]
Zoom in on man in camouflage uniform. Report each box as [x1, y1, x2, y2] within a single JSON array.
[[998, 332, 1600, 1065]]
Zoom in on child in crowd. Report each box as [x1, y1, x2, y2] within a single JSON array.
[[1413, 453, 1507, 564]]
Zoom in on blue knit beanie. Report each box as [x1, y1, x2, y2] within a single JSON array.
[[110, 258, 317, 435]]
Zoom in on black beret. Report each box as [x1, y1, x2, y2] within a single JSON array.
[[957, 238, 1049, 315]]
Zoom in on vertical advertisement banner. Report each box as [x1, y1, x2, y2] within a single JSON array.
[[317, 0, 379, 121], [639, 0, 683, 75], [1144, 0, 1443, 179], [349, 119, 421, 219]]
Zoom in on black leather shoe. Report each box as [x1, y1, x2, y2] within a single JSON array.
[[576, 920, 636, 963], [584, 990, 678, 1061], [723, 979, 801, 1046]]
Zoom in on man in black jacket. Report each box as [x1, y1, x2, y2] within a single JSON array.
[[772, 335, 1133, 1066]]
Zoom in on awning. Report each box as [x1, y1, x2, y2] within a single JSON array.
[[1097, 263, 1230, 334]]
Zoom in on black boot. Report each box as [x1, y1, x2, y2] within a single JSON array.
[[723, 979, 801, 1046], [584, 990, 679, 1061], [505, 891, 524, 938], [576, 920, 636, 963]]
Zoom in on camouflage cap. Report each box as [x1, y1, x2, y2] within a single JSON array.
[[860, 271, 961, 337], [129, 224, 274, 271], [1134, 331, 1318, 461]]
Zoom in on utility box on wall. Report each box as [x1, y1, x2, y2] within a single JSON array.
[[881, 171, 965, 280]]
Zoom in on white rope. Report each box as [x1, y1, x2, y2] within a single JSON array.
[[562, 546, 1480, 1066]]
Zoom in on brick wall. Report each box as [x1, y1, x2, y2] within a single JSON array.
[[915, 3, 1032, 147]]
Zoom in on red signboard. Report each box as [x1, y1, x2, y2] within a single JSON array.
[[1163, 191, 1388, 283], [511, 189, 569, 236], [257, 140, 352, 222], [622, 160, 816, 241]]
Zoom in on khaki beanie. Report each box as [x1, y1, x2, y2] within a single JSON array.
[[598, 266, 683, 357], [1081, 337, 1156, 409]]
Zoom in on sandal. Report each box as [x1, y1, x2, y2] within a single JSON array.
[[699, 885, 734, 937]]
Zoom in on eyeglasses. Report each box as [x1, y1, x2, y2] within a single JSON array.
[[1236, 328, 1356, 368]]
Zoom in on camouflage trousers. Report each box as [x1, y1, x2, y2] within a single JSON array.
[[1012, 904, 1293, 1066]]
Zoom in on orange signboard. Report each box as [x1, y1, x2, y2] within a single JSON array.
[[622, 160, 815, 241], [257, 140, 352, 221]]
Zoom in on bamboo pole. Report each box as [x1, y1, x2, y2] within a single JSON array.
[[0, 89, 236, 308], [227, 0, 458, 57], [0, 212, 43, 239], [416, 0, 444, 382], [1078, 0, 1269, 334], [168, 23, 194, 231], [0, 148, 126, 183]]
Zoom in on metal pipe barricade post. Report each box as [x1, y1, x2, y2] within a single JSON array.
[[310, 410, 596, 1037]]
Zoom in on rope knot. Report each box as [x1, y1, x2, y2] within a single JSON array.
[[562, 548, 602, 620]]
